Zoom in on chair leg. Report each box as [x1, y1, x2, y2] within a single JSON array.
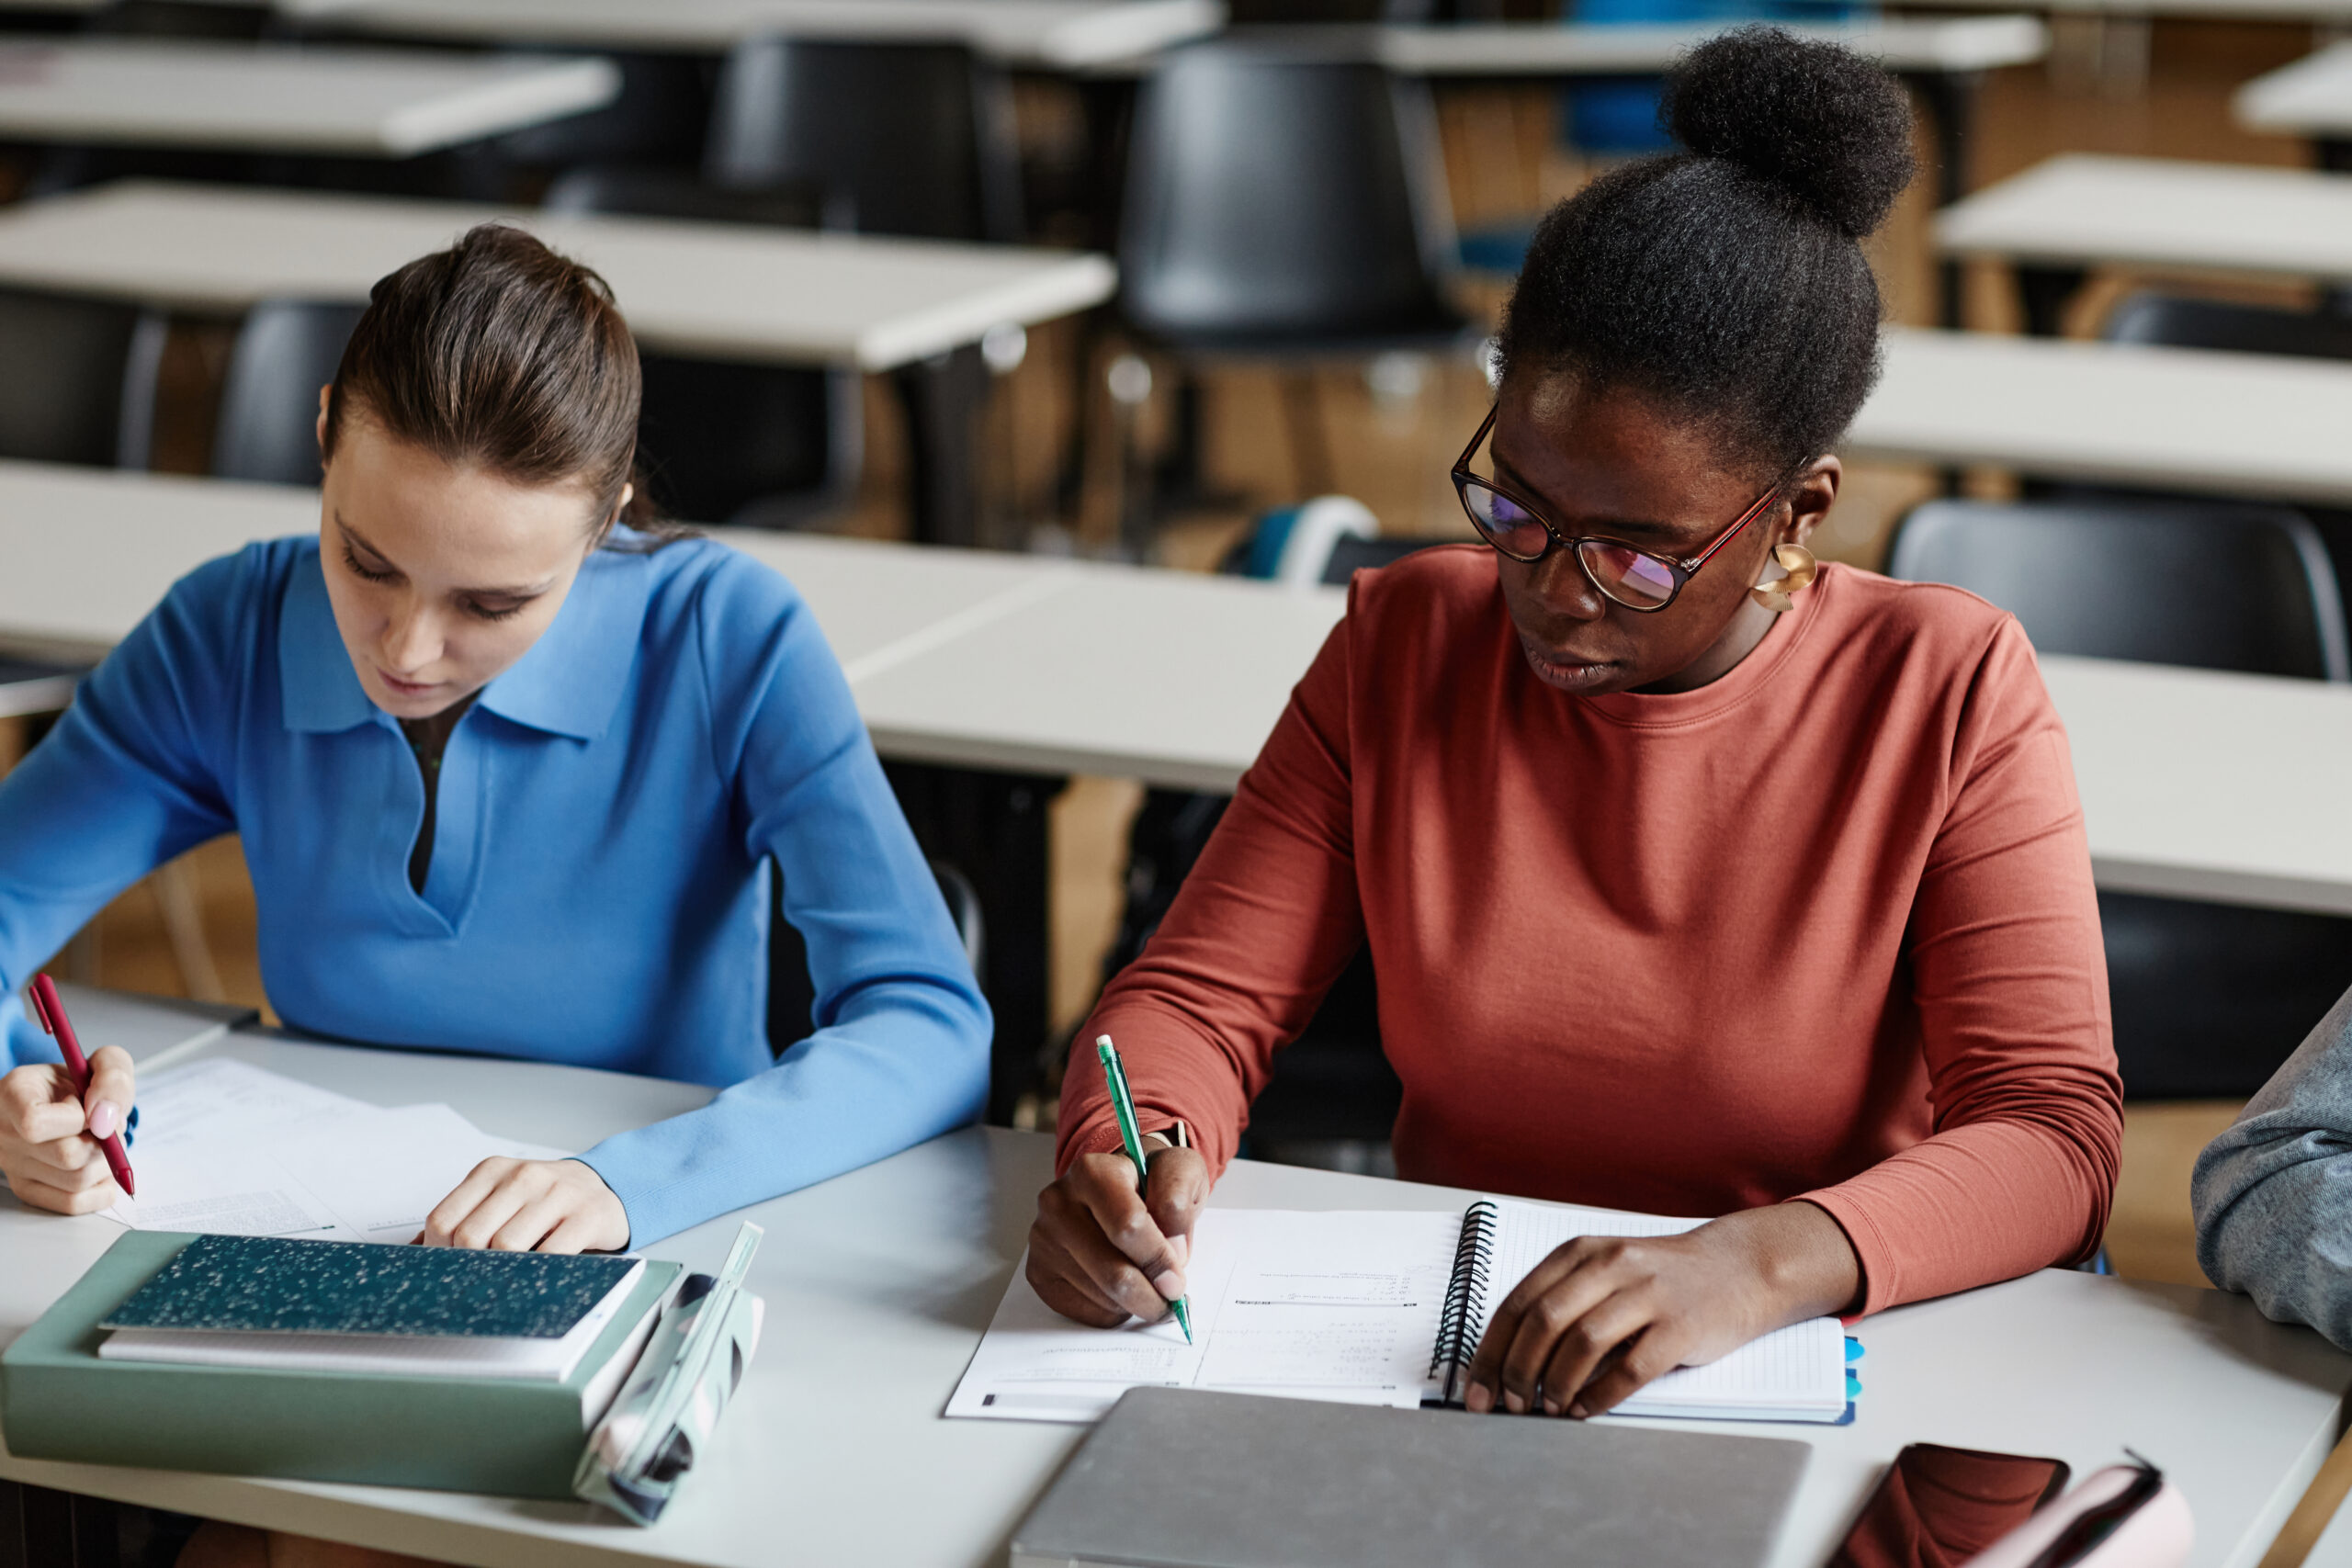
[[151, 858, 227, 1004], [1279, 370, 1332, 499]]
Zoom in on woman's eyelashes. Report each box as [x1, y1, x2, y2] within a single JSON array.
[[341, 541, 532, 622], [341, 541, 398, 584]]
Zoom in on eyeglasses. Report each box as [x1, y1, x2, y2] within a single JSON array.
[[1450, 405, 1789, 614]]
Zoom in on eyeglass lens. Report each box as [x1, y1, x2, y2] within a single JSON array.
[[1457, 478, 1681, 609]]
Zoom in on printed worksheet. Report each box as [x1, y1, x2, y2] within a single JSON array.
[[105, 1060, 568, 1244], [944, 1208, 1459, 1422]]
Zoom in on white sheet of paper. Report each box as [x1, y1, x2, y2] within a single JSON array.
[[105, 1060, 571, 1245], [945, 1209, 1459, 1422]]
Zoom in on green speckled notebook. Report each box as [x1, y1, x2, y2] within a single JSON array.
[[101, 1233, 638, 1338]]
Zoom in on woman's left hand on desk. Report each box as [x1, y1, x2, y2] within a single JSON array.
[[1461, 1200, 1860, 1418], [421, 1156, 628, 1253]]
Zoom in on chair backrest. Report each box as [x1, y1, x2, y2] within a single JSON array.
[[1119, 43, 1461, 344], [488, 51, 714, 169], [1886, 497, 2352, 681], [543, 164, 859, 527], [705, 39, 1021, 243], [0, 289, 164, 468], [1320, 534, 1453, 585], [2103, 291, 2352, 362], [767, 859, 983, 1053], [211, 300, 365, 487], [542, 164, 833, 230]]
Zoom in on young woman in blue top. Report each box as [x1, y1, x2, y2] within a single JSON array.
[[0, 225, 991, 1255]]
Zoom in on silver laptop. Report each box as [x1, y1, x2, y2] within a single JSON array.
[[1012, 1387, 1810, 1568]]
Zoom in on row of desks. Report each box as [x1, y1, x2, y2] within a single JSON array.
[[0, 1021, 2344, 1568], [5, 458, 2349, 920], [4, 185, 2352, 508]]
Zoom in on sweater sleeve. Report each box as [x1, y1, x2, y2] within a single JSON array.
[[1799, 619, 2124, 1312], [2191, 986, 2352, 1348], [0, 552, 249, 1068], [575, 554, 991, 1245], [1057, 604, 1365, 1180]]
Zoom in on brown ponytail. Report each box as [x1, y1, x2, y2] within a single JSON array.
[[322, 223, 684, 547]]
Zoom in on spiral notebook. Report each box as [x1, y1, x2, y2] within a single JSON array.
[[948, 1199, 1852, 1425]]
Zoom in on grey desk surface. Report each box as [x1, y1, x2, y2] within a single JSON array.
[[1181, 15, 2049, 75], [278, 0, 1226, 69], [0, 181, 1117, 372], [0, 39, 618, 156], [1935, 153, 2352, 283], [0, 1027, 2345, 1567], [1851, 327, 2352, 507], [2237, 39, 2352, 138]]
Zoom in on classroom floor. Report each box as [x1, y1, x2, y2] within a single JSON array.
[[15, 21, 2321, 1289]]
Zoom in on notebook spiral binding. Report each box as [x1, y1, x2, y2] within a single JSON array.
[[1427, 1199, 1500, 1402]]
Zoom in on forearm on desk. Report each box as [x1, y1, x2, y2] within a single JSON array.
[[2194, 987, 2352, 1348], [580, 978, 989, 1247]]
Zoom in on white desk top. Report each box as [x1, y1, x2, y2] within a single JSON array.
[[0, 1028, 2344, 1567], [281, 0, 1225, 70], [0, 181, 1116, 371], [7, 462, 2352, 915], [2237, 40, 2352, 139], [1934, 152, 2352, 283], [1905, 0, 2352, 22], [1849, 326, 2352, 507], [0, 39, 617, 156], [1363, 15, 2047, 75]]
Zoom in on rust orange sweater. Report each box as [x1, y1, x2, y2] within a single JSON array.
[[1059, 548, 2122, 1314]]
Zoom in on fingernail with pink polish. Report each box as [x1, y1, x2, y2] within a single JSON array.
[[86, 1101, 118, 1139]]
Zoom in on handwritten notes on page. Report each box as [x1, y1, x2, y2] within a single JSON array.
[[945, 1209, 1460, 1422]]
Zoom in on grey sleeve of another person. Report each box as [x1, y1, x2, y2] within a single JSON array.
[[2193, 985, 2352, 1350]]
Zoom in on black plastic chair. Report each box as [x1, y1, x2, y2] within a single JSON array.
[[2103, 292, 2352, 362], [1887, 495, 2352, 1099], [767, 861, 985, 1055], [0, 288, 164, 468], [1117, 42, 1468, 505], [1886, 497, 2349, 681], [210, 300, 364, 487], [488, 51, 716, 173], [543, 165, 860, 529], [705, 39, 1022, 243]]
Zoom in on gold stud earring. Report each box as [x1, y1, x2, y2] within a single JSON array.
[[1749, 544, 1818, 615]]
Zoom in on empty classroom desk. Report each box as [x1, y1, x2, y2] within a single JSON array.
[[2237, 40, 2352, 166], [0, 39, 618, 156], [1224, 16, 2047, 220], [0, 180, 1118, 547], [278, 0, 1226, 70], [1848, 327, 2352, 506], [1934, 153, 2352, 332], [3, 1026, 2348, 1568]]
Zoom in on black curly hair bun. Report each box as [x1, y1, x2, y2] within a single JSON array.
[[1661, 27, 1916, 241]]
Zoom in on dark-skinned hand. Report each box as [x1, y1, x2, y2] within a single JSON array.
[[1026, 1135, 1206, 1327], [1463, 1200, 1860, 1418]]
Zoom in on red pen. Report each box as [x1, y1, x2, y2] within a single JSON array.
[[28, 974, 135, 1197]]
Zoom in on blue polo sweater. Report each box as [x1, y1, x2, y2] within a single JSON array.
[[0, 533, 990, 1244]]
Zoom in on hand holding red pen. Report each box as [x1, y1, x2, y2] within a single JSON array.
[[0, 975, 137, 1213]]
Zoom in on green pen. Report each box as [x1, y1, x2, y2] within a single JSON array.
[[1095, 1033, 1193, 1344]]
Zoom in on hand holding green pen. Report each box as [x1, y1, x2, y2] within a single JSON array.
[[1096, 1033, 1193, 1344]]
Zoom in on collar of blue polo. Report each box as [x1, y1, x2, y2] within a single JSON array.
[[277, 538, 652, 741]]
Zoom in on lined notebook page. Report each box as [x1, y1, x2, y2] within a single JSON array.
[[1480, 1199, 1847, 1421]]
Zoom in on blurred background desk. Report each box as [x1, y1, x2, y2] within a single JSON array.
[[282, 0, 1227, 71], [0, 180, 1117, 545], [0, 39, 618, 156], [1935, 154, 2352, 332]]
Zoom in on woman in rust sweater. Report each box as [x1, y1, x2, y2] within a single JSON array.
[[1027, 27, 2122, 1421]]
